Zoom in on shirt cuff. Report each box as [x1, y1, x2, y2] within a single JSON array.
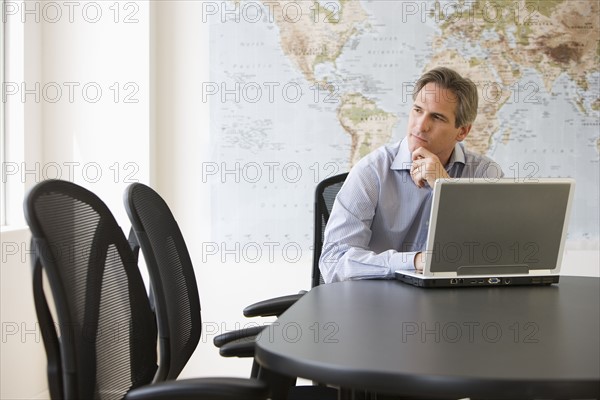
[[392, 251, 419, 271]]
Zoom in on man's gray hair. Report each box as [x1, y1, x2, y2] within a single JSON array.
[[413, 67, 478, 128]]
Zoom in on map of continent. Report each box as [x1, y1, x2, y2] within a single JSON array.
[[208, 0, 599, 252]]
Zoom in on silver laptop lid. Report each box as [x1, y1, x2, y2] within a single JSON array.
[[423, 178, 575, 277]]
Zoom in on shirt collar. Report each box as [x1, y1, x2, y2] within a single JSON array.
[[391, 137, 466, 171], [447, 141, 466, 168]]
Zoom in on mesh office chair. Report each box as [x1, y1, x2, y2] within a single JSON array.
[[124, 182, 343, 400], [123, 183, 202, 383], [214, 173, 348, 363], [24, 179, 268, 400]]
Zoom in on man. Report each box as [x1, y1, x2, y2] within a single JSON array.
[[320, 67, 504, 283]]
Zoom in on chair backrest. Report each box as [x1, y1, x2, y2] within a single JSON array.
[[312, 173, 348, 288], [123, 183, 201, 382], [24, 180, 158, 400]]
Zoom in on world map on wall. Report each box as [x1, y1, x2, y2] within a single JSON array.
[[206, 0, 599, 260]]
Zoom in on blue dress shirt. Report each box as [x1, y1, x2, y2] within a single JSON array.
[[319, 137, 504, 283]]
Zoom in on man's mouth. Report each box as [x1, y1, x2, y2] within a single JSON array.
[[411, 133, 428, 143]]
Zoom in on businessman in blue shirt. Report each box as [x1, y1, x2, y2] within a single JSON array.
[[320, 67, 504, 283]]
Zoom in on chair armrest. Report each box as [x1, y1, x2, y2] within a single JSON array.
[[219, 336, 257, 358], [213, 325, 264, 348], [125, 377, 268, 400], [243, 292, 306, 318]]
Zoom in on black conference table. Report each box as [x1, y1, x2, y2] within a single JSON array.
[[255, 276, 600, 399]]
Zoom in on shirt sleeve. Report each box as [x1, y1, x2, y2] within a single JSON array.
[[318, 162, 417, 283]]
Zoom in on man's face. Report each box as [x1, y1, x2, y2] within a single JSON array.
[[407, 82, 471, 163]]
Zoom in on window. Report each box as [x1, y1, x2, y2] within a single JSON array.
[[1, 0, 6, 225], [1, 0, 27, 229]]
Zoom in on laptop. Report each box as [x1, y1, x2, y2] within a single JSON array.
[[395, 178, 575, 288]]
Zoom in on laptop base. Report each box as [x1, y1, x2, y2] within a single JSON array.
[[394, 271, 560, 288]]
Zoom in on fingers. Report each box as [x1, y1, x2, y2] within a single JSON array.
[[411, 147, 438, 187], [411, 146, 435, 161], [410, 150, 450, 188], [410, 159, 426, 188]]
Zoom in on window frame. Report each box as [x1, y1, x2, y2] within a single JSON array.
[[1, 0, 30, 229], [1, 0, 6, 226]]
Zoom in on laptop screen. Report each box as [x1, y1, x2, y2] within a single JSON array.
[[426, 179, 574, 275]]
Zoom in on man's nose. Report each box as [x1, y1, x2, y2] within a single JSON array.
[[416, 115, 430, 132]]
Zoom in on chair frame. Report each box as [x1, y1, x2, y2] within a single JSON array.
[[312, 172, 348, 288]]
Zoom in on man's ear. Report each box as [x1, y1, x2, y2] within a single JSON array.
[[456, 124, 471, 142]]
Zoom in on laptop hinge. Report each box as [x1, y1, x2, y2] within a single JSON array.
[[457, 265, 529, 276]]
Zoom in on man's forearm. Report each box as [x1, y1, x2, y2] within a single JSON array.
[[320, 243, 418, 282]]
